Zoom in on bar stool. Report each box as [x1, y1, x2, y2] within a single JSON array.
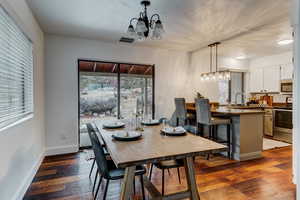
[[195, 98, 232, 159], [174, 98, 195, 126]]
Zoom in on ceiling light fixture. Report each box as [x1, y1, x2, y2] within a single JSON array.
[[127, 0, 165, 41], [277, 39, 293, 46], [200, 42, 231, 82]]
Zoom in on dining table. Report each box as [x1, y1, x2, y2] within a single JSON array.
[[94, 120, 227, 200]]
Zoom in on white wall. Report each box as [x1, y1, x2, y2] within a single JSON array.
[[186, 48, 249, 102], [0, 0, 45, 200], [45, 34, 190, 155], [249, 51, 292, 68]]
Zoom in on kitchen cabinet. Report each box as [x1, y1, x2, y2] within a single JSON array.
[[280, 63, 293, 80], [249, 66, 280, 93], [264, 109, 273, 136], [263, 66, 280, 92], [250, 68, 264, 93]]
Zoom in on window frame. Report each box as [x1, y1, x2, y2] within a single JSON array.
[[77, 59, 155, 119], [0, 5, 34, 132]]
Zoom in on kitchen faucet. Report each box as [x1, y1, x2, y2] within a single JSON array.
[[235, 92, 245, 105]]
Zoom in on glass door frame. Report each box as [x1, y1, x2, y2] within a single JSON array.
[[77, 59, 155, 147]]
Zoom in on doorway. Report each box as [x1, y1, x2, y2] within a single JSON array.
[[78, 60, 155, 147]]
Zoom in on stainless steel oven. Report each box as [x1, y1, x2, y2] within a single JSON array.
[[274, 108, 293, 133]]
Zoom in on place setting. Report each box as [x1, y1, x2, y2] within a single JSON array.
[[141, 118, 160, 126], [102, 121, 126, 129], [160, 119, 187, 136], [111, 109, 145, 142]]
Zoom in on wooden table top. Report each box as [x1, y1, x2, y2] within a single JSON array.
[[94, 121, 227, 168], [186, 106, 265, 115]]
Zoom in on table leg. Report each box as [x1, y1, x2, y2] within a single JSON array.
[[120, 166, 135, 200], [184, 157, 200, 200]]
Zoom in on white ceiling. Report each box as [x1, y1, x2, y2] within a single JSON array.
[[27, 0, 293, 58]]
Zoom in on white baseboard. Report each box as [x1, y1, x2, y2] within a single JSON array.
[[14, 150, 45, 200], [46, 145, 79, 156]]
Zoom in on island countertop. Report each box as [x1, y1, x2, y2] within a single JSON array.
[[186, 105, 265, 115], [186, 103, 264, 161]]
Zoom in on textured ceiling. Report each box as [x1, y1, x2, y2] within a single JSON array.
[[27, 0, 292, 58]]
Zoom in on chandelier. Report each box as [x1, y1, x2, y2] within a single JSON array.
[[200, 42, 231, 81], [127, 0, 165, 41]]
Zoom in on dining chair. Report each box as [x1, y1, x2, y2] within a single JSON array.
[[195, 98, 232, 159], [148, 117, 184, 195], [87, 123, 146, 200], [174, 98, 188, 126], [148, 159, 184, 195]]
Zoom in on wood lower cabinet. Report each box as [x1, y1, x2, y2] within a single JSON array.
[[264, 109, 273, 136]]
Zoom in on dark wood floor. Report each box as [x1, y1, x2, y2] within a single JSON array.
[[24, 146, 295, 200]]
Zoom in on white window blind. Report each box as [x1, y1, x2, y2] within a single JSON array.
[[0, 6, 33, 130]]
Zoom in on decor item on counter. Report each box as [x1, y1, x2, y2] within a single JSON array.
[[200, 42, 231, 82], [260, 95, 273, 106], [127, 0, 165, 41], [196, 92, 205, 99]]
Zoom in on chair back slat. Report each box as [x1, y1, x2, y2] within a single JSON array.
[[86, 123, 110, 179], [195, 98, 211, 125]]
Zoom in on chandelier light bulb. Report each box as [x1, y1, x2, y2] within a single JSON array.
[[136, 31, 145, 41]]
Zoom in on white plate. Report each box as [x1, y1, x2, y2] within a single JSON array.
[[103, 121, 125, 129], [161, 126, 186, 135], [112, 131, 142, 141], [141, 119, 160, 125]]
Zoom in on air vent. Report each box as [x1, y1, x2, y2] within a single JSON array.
[[119, 37, 134, 43]]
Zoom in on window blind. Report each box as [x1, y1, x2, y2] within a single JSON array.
[[0, 6, 33, 130]]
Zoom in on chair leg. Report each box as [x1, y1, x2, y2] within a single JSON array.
[[206, 153, 210, 160], [177, 168, 181, 184], [214, 125, 218, 141], [92, 169, 99, 194], [227, 124, 231, 159], [94, 175, 103, 200], [162, 169, 165, 196], [167, 169, 171, 176], [209, 125, 212, 139], [149, 163, 154, 181], [140, 175, 145, 200], [103, 180, 110, 200], [89, 159, 96, 178], [133, 177, 136, 195]]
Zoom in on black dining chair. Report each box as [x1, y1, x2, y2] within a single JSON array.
[[148, 118, 184, 195], [148, 159, 184, 195], [86, 123, 110, 195], [87, 123, 146, 200]]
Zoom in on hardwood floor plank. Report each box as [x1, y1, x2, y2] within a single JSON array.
[[24, 147, 295, 200]]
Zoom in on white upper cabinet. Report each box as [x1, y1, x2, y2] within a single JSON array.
[[249, 66, 280, 93], [263, 66, 280, 93], [280, 63, 294, 80], [250, 68, 264, 93]]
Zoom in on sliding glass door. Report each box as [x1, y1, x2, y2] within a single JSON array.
[[79, 60, 154, 147], [120, 64, 153, 119]]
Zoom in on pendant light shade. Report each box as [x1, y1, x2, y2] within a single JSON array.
[[127, 24, 136, 37], [136, 18, 148, 33]]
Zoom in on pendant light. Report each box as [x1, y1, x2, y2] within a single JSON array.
[[200, 42, 231, 81]]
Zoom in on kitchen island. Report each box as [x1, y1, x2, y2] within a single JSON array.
[[187, 105, 265, 161]]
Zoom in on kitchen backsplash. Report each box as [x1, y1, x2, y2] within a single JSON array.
[[253, 93, 292, 103]]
